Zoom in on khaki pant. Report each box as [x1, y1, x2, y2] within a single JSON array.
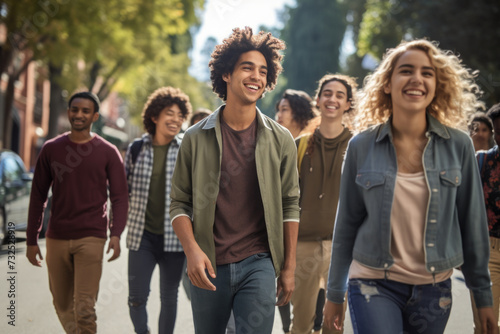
[[291, 240, 345, 334], [46, 237, 106, 334], [471, 237, 500, 334]]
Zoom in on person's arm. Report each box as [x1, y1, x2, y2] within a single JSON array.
[[170, 133, 215, 290], [172, 215, 216, 290], [26, 145, 52, 266], [458, 139, 493, 309], [276, 221, 298, 306], [276, 132, 300, 305], [106, 145, 129, 260], [324, 137, 365, 330]]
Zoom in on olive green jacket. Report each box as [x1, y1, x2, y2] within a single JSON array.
[[170, 106, 300, 276]]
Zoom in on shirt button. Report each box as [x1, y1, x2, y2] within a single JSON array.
[[427, 243, 435, 247], [432, 188, 438, 193], [456, 176, 459, 183], [430, 219, 437, 223], [384, 263, 389, 268], [430, 266, 436, 272], [366, 181, 370, 187]]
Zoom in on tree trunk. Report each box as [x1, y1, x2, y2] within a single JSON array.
[[1, 76, 15, 149], [47, 64, 67, 140]]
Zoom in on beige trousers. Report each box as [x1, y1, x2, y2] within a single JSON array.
[[291, 240, 345, 334], [46, 237, 106, 334]]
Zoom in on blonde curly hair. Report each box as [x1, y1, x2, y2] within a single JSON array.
[[355, 39, 484, 132]]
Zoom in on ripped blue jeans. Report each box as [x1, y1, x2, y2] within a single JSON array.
[[348, 278, 452, 334]]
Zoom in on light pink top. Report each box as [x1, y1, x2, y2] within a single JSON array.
[[349, 171, 453, 284]]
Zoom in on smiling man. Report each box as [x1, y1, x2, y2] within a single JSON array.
[[291, 74, 357, 334], [125, 87, 192, 334], [26, 91, 128, 334], [170, 27, 300, 334]]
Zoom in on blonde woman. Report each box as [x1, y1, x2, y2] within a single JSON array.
[[324, 39, 497, 334]]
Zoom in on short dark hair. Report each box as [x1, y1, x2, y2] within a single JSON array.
[[209, 27, 286, 101], [487, 103, 500, 123], [189, 108, 212, 127], [142, 87, 192, 136], [275, 89, 317, 130], [68, 91, 100, 113], [468, 111, 493, 134], [315, 74, 357, 113]]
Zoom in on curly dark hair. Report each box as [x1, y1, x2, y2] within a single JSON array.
[[468, 111, 493, 134], [209, 27, 286, 101], [275, 89, 317, 130], [142, 87, 192, 136], [487, 103, 500, 123]]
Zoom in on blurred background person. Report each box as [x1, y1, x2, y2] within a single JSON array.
[[189, 108, 213, 127], [275, 89, 319, 139], [473, 103, 500, 333], [469, 111, 494, 152]]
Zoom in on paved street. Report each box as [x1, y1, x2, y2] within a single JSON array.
[[1, 233, 475, 333]]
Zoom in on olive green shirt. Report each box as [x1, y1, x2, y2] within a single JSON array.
[[145, 143, 170, 234], [170, 106, 300, 276]]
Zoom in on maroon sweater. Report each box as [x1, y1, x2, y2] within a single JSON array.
[[26, 133, 128, 245]]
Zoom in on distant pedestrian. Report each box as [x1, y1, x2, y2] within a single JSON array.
[[468, 111, 494, 152], [472, 103, 500, 333], [26, 91, 129, 334], [126, 87, 192, 334], [170, 27, 300, 334]]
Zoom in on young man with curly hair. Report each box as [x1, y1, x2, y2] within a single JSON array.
[[125, 86, 191, 334], [26, 91, 129, 333], [170, 27, 300, 333]]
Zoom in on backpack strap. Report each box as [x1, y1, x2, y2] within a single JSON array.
[[297, 134, 311, 173], [130, 138, 144, 165]]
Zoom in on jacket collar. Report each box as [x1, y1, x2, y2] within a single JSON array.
[[376, 113, 450, 142], [202, 105, 272, 131]]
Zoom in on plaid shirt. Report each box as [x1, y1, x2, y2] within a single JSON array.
[[125, 133, 183, 252]]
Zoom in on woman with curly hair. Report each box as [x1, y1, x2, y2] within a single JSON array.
[[126, 86, 191, 334], [171, 27, 300, 334], [324, 39, 497, 334], [275, 89, 318, 139]]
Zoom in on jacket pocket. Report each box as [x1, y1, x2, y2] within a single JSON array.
[[355, 172, 386, 190], [439, 169, 462, 187]]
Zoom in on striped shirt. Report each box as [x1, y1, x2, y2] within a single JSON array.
[[125, 133, 183, 252]]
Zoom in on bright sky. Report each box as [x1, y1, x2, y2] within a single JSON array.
[[189, 0, 296, 80]]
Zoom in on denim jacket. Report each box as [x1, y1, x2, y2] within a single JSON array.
[[327, 114, 493, 308]]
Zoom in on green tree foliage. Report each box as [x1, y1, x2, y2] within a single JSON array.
[[357, 0, 500, 105], [280, 0, 348, 97], [0, 0, 207, 146]]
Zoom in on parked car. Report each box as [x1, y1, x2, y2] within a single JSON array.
[[0, 150, 32, 245]]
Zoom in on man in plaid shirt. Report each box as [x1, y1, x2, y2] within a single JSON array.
[[125, 86, 192, 334]]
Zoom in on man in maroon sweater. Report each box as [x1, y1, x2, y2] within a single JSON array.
[[26, 91, 129, 334]]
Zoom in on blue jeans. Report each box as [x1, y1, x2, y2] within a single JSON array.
[[190, 252, 276, 334], [128, 230, 185, 334], [348, 278, 452, 334]]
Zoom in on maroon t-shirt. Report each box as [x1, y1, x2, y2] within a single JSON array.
[[26, 133, 129, 245], [214, 116, 270, 264]]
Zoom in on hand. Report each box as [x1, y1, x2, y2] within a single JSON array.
[[185, 247, 216, 291], [26, 245, 43, 267], [106, 236, 121, 262], [324, 300, 344, 331], [478, 307, 499, 334], [276, 266, 295, 306]]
